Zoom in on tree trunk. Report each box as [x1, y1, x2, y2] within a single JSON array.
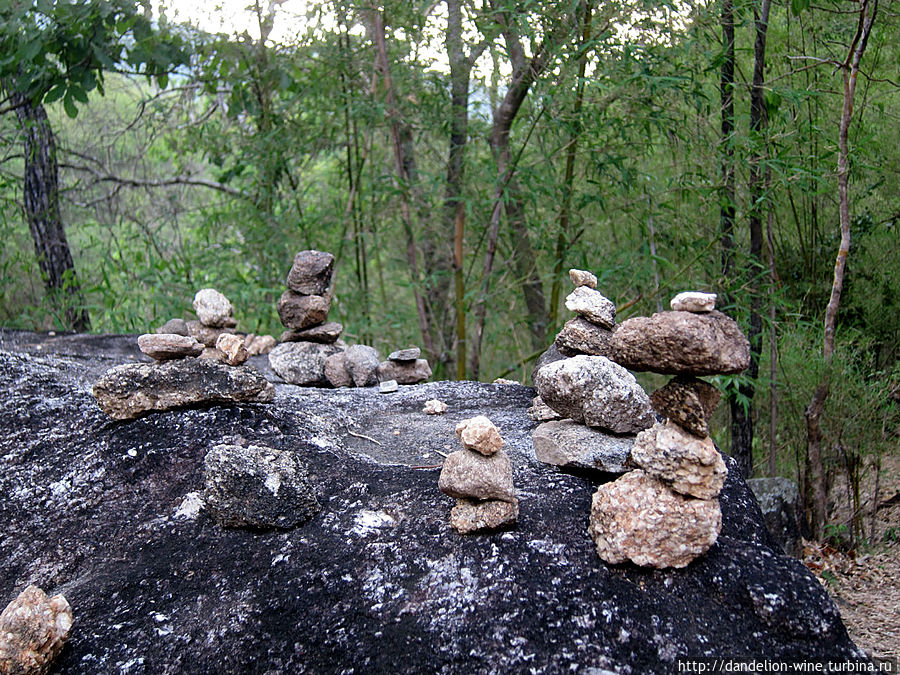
[[804, 0, 878, 538], [10, 90, 90, 331]]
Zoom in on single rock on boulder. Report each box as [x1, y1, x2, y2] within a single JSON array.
[[455, 415, 502, 456], [324, 352, 352, 388], [193, 288, 234, 328], [609, 310, 751, 375], [630, 421, 728, 500], [0, 585, 73, 675], [345, 345, 380, 387], [203, 444, 321, 530], [285, 250, 335, 296], [276, 291, 331, 330], [564, 286, 616, 329], [533, 355, 655, 433], [375, 359, 432, 385], [650, 376, 721, 437], [671, 291, 717, 313], [269, 341, 344, 386], [423, 399, 447, 415], [137, 333, 203, 361], [92, 359, 274, 420], [438, 449, 516, 503], [155, 318, 189, 336], [281, 322, 343, 344], [450, 498, 518, 534], [589, 470, 722, 568], [388, 347, 421, 362], [555, 316, 614, 357], [216, 333, 250, 367], [568, 268, 598, 289], [532, 420, 633, 474], [378, 379, 399, 393]]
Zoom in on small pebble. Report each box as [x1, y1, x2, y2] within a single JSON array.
[[379, 379, 399, 393]]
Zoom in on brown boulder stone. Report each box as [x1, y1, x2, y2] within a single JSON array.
[[650, 376, 721, 437], [276, 291, 331, 330], [285, 250, 335, 296]]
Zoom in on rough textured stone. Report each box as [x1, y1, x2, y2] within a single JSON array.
[[155, 318, 189, 336], [650, 376, 722, 437], [345, 344, 380, 387], [748, 477, 805, 557], [423, 399, 447, 415], [199, 346, 223, 361], [137, 333, 203, 360], [216, 333, 250, 367], [449, 499, 518, 534], [533, 355, 655, 433], [203, 443, 320, 529], [455, 415, 503, 456], [0, 331, 865, 673], [530, 344, 566, 385], [193, 288, 234, 328], [630, 422, 728, 500], [609, 310, 751, 375], [324, 351, 352, 388], [280, 322, 343, 344], [388, 347, 421, 362], [269, 341, 343, 386], [532, 420, 633, 474], [671, 291, 717, 313], [589, 470, 722, 568], [0, 585, 73, 675], [555, 316, 614, 357], [564, 286, 616, 329], [438, 449, 516, 503], [375, 359, 432, 385], [244, 334, 277, 356], [285, 250, 335, 296], [276, 291, 331, 330], [92, 359, 274, 420], [527, 395, 562, 422], [186, 320, 234, 348], [568, 268, 598, 289]]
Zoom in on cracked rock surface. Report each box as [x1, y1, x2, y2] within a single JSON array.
[[0, 330, 863, 673]]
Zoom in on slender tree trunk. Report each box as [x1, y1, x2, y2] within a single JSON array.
[[719, 0, 736, 288], [804, 0, 877, 538], [10, 91, 90, 331]]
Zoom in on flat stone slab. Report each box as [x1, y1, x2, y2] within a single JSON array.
[[532, 420, 633, 474]]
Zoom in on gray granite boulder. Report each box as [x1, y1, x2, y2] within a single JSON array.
[[269, 340, 343, 386]]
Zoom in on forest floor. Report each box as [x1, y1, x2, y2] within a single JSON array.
[[803, 454, 900, 661]]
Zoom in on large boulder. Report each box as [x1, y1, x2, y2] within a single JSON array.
[[748, 477, 806, 557], [0, 330, 865, 673], [609, 310, 751, 375]]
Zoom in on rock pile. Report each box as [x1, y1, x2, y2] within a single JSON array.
[[438, 416, 518, 534], [155, 289, 276, 359], [0, 585, 73, 675], [268, 250, 432, 388], [588, 290, 747, 568], [530, 270, 652, 474]]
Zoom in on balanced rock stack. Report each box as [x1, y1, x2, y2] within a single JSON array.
[[438, 416, 518, 534], [588, 291, 750, 569], [268, 250, 346, 386], [155, 288, 276, 360], [531, 270, 654, 474]]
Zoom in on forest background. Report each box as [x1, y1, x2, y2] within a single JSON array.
[[1, 0, 898, 545]]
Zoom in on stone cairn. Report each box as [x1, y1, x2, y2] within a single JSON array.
[[438, 416, 518, 534], [533, 275, 751, 568], [154, 288, 276, 362], [0, 584, 73, 675], [93, 287, 275, 420], [268, 250, 431, 388]]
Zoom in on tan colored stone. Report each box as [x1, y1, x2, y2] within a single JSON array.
[[186, 320, 234, 347], [609, 310, 750, 376], [285, 250, 335, 296], [588, 470, 722, 569], [564, 286, 616, 329], [455, 415, 503, 456], [375, 359, 432, 385], [281, 322, 343, 344], [138, 333, 203, 360], [193, 288, 234, 327], [568, 268, 598, 289], [244, 334, 277, 356], [423, 399, 448, 415], [438, 449, 516, 503], [629, 421, 728, 500], [0, 585, 73, 675], [324, 351, 352, 388], [276, 291, 331, 330], [555, 316, 614, 357], [216, 333, 250, 366], [670, 291, 716, 313], [650, 376, 721, 437], [450, 498, 518, 534]]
